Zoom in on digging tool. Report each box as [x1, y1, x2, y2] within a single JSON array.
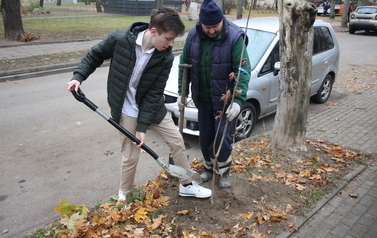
[[178, 64, 192, 134], [70, 87, 200, 182]]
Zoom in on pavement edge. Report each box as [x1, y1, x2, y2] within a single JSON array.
[[276, 164, 367, 238]]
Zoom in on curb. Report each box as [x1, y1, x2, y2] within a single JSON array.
[[0, 61, 110, 82], [276, 165, 367, 238], [0, 49, 182, 82]]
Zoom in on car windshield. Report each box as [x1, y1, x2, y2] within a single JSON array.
[[242, 28, 276, 71], [356, 7, 377, 14]]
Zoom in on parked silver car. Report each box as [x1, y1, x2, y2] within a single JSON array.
[[349, 6, 377, 34], [164, 17, 340, 140]]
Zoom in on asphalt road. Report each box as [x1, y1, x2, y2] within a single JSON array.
[[0, 68, 204, 237], [0, 30, 376, 237]]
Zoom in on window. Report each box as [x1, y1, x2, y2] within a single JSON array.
[[313, 26, 334, 55], [260, 43, 279, 76]]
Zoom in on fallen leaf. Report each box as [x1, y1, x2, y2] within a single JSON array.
[[256, 216, 266, 224], [294, 184, 306, 191], [134, 208, 148, 223], [239, 212, 254, 220], [284, 220, 298, 231], [177, 210, 190, 215], [286, 204, 294, 213], [349, 194, 358, 198]]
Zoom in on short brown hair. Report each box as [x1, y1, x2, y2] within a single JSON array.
[[149, 7, 185, 36]]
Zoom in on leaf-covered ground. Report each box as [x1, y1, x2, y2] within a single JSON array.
[[28, 135, 373, 238]]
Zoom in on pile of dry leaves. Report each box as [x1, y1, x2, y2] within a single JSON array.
[[31, 135, 371, 238]]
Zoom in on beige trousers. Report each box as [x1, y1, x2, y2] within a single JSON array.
[[119, 112, 190, 194]]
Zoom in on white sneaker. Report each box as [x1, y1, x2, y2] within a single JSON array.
[[118, 189, 126, 201], [179, 182, 212, 198]]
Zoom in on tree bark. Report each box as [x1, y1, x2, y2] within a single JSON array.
[[1, 0, 25, 41], [39, 0, 44, 8], [329, 0, 336, 19], [156, 0, 163, 9], [271, 0, 317, 151], [237, 0, 243, 19], [95, 0, 102, 12], [57, 0, 62, 6], [341, 0, 350, 27]]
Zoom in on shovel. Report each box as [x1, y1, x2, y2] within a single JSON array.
[[70, 87, 200, 182]]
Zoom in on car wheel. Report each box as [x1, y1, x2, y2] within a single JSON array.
[[349, 27, 356, 34], [232, 102, 257, 142], [311, 74, 333, 104]]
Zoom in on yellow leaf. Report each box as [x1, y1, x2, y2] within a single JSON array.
[[239, 212, 254, 219], [299, 170, 311, 177], [134, 208, 148, 223], [54, 200, 72, 215]]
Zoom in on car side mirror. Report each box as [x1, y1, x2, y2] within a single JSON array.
[[273, 62, 280, 76]]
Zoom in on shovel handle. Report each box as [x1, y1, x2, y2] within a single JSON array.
[[70, 87, 159, 160]]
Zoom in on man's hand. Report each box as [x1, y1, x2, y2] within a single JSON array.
[[134, 131, 146, 147], [226, 102, 241, 121], [177, 95, 187, 111], [67, 80, 81, 92]]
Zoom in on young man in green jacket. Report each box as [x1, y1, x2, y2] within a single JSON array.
[[67, 7, 211, 200], [178, 0, 251, 188]]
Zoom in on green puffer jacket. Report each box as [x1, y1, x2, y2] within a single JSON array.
[[72, 22, 174, 133]]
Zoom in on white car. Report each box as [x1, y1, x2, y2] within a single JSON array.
[[164, 17, 340, 141]]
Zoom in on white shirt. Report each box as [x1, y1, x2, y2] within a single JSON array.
[[122, 30, 155, 117]]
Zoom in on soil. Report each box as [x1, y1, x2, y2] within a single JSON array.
[[158, 136, 372, 237]]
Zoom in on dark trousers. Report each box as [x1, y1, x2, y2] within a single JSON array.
[[196, 99, 233, 165]]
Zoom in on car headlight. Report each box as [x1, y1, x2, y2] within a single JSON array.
[[350, 13, 355, 19], [187, 99, 196, 108]]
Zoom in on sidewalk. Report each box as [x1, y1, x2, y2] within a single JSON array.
[[0, 31, 375, 238], [0, 40, 102, 60]]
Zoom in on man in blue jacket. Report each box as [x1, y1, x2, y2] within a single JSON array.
[[67, 8, 211, 200], [178, 0, 251, 188]]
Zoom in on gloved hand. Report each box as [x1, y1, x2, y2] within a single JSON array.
[[177, 95, 187, 110], [226, 102, 241, 121]]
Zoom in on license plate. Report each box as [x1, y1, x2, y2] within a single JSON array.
[[358, 19, 369, 22]]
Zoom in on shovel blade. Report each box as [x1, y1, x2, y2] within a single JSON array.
[[168, 164, 201, 183]]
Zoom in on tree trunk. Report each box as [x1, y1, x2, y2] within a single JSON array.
[[237, 0, 242, 19], [39, 0, 44, 8], [329, 0, 336, 19], [57, 0, 62, 6], [1, 0, 25, 41], [341, 0, 350, 27], [156, 0, 163, 9], [271, 0, 317, 151], [95, 0, 102, 12]]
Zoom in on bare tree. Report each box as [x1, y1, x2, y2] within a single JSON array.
[[341, 0, 351, 27], [1, 0, 25, 41], [156, 0, 164, 9], [95, 0, 102, 12], [329, 0, 336, 19], [237, 0, 243, 19], [271, 0, 317, 151]]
